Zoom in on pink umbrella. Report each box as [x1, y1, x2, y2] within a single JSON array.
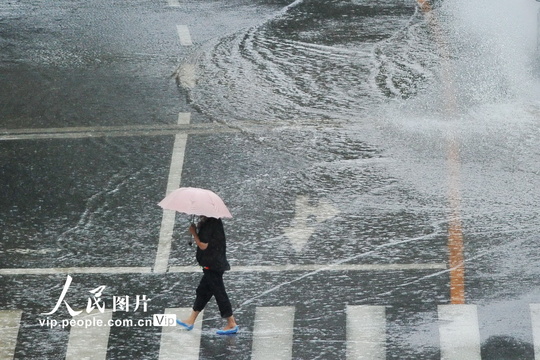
[[158, 187, 232, 219]]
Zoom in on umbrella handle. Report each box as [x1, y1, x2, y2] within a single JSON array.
[[187, 215, 197, 247]]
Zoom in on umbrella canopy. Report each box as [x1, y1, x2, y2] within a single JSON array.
[[158, 187, 232, 219]]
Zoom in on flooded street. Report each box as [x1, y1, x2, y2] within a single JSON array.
[[1, 0, 540, 358]]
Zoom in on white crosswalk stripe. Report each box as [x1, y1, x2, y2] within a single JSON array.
[[0, 310, 22, 360], [5, 304, 540, 359], [65, 310, 112, 360], [159, 308, 203, 360], [251, 306, 295, 360], [346, 305, 386, 360], [438, 305, 481, 360], [530, 304, 540, 359]]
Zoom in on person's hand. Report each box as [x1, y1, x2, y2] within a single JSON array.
[[188, 224, 197, 236]]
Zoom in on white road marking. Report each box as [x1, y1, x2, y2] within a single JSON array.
[[5, 304, 521, 360], [438, 305, 481, 360], [154, 113, 191, 273], [159, 308, 203, 360], [0, 120, 346, 142], [0, 263, 446, 275], [167, 0, 180, 7], [177, 63, 196, 89], [174, 24, 196, 88], [0, 310, 22, 360], [0, 123, 238, 141], [154, 211, 177, 273], [171, 263, 447, 273], [530, 304, 540, 359], [176, 25, 193, 46], [65, 310, 112, 360], [251, 306, 295, 360], [0, 267, 153, 275], [283, 195, 339, 253], [346, 305, 386, 360]]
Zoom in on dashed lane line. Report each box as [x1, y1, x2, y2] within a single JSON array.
[[175, 24, 196, 87], [176, 25, 193, 46], [177, 63, 196, 88], [167, 0, 180, 7]]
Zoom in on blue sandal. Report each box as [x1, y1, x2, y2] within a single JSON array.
[[216, 326, 239, 335], [176, 320, 194, 331]]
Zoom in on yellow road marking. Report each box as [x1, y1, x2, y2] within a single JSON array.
[[417, 0, 465, 304]]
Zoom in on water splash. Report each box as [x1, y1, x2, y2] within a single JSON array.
[[183, 0, 416, 125]]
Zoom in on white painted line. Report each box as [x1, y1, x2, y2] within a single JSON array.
[[438, 305, 481, 360], [0, 267, 152, 275], [65, 310, 112, 360], [251, 306, 295, 360], [167, 113, 190, 194], [0, 263, 446, 275], [176, 25, 193, 46], [530, 304, 540, 359], [159, 308, 203, 360], [0, 310, 22, 360], [0, 119, 344, 137], [2, 124, 190, 134], [283, 195, 339, 253], [0, 123, 238, 141], [177, 112, 191, 126], [154, 210, 177, 273], [154, 113, 190, 273], [167, 0, 180, 7], [177, 63, 196, 89], [172, 263, 446, 273], [347, 305, 386, 360]]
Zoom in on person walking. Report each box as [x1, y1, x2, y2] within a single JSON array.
[[176, 216, 239, 335]]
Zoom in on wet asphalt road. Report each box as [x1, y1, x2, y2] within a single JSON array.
[[2, 0, 540, 359]]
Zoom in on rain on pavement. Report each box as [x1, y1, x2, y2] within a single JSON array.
[[1, 0, 540, 359]]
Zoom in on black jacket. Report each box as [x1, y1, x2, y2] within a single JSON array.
[[196, 218, 230, 272]]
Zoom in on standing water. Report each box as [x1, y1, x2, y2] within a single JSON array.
[[181, 0, 540, 299]]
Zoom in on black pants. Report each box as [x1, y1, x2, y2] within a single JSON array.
[[193, 269, 233, 318]]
